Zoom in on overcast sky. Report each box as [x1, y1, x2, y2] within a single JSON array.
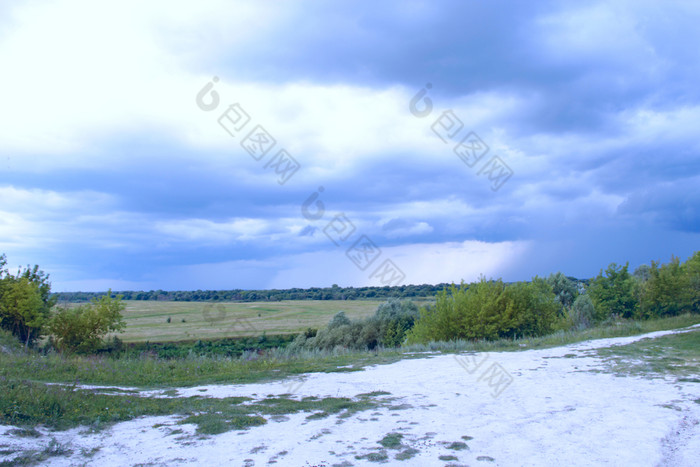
[[1, 0, 699, 292]]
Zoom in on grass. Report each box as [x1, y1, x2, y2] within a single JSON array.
[[378, 432, 404, 449], [0, 438, 72, 466], [445, 441, 468, 451], [0, 377, 393, 434], [594, 326, 700, 379], [2, 315, 698, 391], [116, 299, 392, 342]]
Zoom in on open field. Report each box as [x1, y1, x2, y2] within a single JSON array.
[[116, 299, 434, 343]]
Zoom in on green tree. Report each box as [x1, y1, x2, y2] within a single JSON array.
[[0, 278, 46, 347], [636, 257, 686, 319], [566, 294, 596, 330], [0, 255, 55, 347], [588, 262, 637, 320], [48, 290, 126, 354], [546, 272, 578, 312], [681, 252, 700, 314]]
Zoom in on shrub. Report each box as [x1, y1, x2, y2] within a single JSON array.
[[588, 263, 637, 320], [289, 300, 421, 351], [47, 290, 126, 354], [406, 277, 559, 344], [0, 256, 56, 347], [566, 294, 595, 330]]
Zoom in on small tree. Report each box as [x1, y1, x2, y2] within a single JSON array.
[[48, 290, 126, 354], [0, 256, 55, 347], [0, 278, 46, 347], [547, 272, 578, 311], [567, 294, 595, 330], [588, 263, 637, 320]]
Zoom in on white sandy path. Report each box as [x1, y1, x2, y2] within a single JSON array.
[[2, 325, 699, 466]]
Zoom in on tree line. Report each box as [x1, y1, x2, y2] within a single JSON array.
[[52, 283, 453, 303]]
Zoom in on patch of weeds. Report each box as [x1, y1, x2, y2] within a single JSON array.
[[179, 413, 267, 434], [44, 438, 72, 457], [461, 435, 473, 441], [79, 446, 101, 458], [445, 441, 468, 451], [166, 428, 184, 436], [378, 432, 404, 449], [694, 398, 700, 404], [7, 428, 41, 438], [1, 450, 42, 466], [439, 455, 459, 461], [249, 445, 266, 454], [477, 455, 495, 462], [356, 450, 389, 462], [395, 447, 419, 460], [331, 461, 354, 467], [594, 328, 700, 379], [160, 389, 179, 397]]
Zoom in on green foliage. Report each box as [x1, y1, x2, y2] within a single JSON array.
[[328, 311, 351, 329], [53, 283, 450, 303], [636, 257, 685, 318], [547, 272, 578, 311], [406, 278, 559, 344], [0, 278, 45, 348], [0, 256, 55, 347], [588, 262, 637, 320], [683, 251, 700, 313], [565, 294, 596, 330], [289, 299, 421, 351], [634, 253, 700, 319], [47, 290, 126, 354]]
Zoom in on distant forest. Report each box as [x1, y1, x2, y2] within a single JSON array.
[[53, 283, 451, 302], [52, 279, 585, 303]]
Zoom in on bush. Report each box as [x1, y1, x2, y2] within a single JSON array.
[[546, 272, 578, 312], [636, 254, 700, 319], [588, 263, 637, 320], [0, 255, 56, 347], [406, 277, 560, 344], [288, 299, 421, 352], [47, 290, 126, 354], [566, 294, 595, 330]]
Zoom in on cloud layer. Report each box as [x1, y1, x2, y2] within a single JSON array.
[[1, 0, 699, 291]]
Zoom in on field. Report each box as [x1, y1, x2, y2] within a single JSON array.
[[117, 299, 433, 343]]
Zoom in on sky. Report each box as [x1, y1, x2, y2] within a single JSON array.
[[1, 0, 699, 292]]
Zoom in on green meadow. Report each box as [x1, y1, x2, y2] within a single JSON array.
[[117, 299, 432, 343]]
